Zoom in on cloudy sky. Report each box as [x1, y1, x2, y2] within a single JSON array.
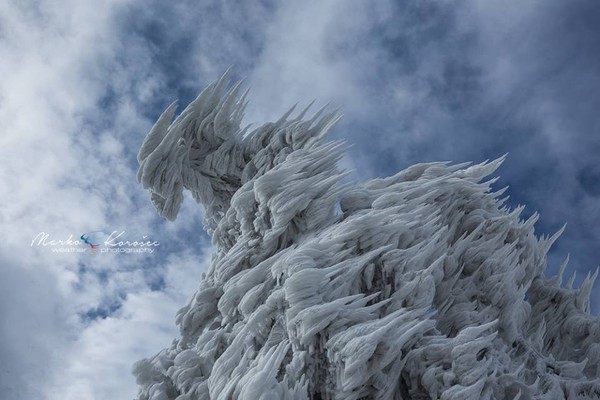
[[1, 0, 599, 398]]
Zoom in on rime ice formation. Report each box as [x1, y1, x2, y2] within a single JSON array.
[[134, 72, 600, 400]]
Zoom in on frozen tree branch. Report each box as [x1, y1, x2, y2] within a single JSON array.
[[134, 72, 600, 400]]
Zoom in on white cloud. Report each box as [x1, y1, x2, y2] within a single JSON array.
[[0, 1, 211, 398], [0, 253, 72, 399], [45, 251, 210, 400], [245, 0, 373, 123]]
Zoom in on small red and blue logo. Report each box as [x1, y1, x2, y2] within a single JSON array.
[[80, 230, 108, 254]]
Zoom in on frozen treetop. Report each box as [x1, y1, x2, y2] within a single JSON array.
[[134, 72, 600, 399]]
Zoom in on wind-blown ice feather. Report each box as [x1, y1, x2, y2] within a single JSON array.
[[134, 72, 600, 399]]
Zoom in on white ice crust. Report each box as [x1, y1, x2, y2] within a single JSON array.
[[133, 72, 600, 400]]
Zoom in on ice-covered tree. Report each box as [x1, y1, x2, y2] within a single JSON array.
[[133, 72, 600, 399]]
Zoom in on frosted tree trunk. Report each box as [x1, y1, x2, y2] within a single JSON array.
[[133, 72, 600, 400]]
